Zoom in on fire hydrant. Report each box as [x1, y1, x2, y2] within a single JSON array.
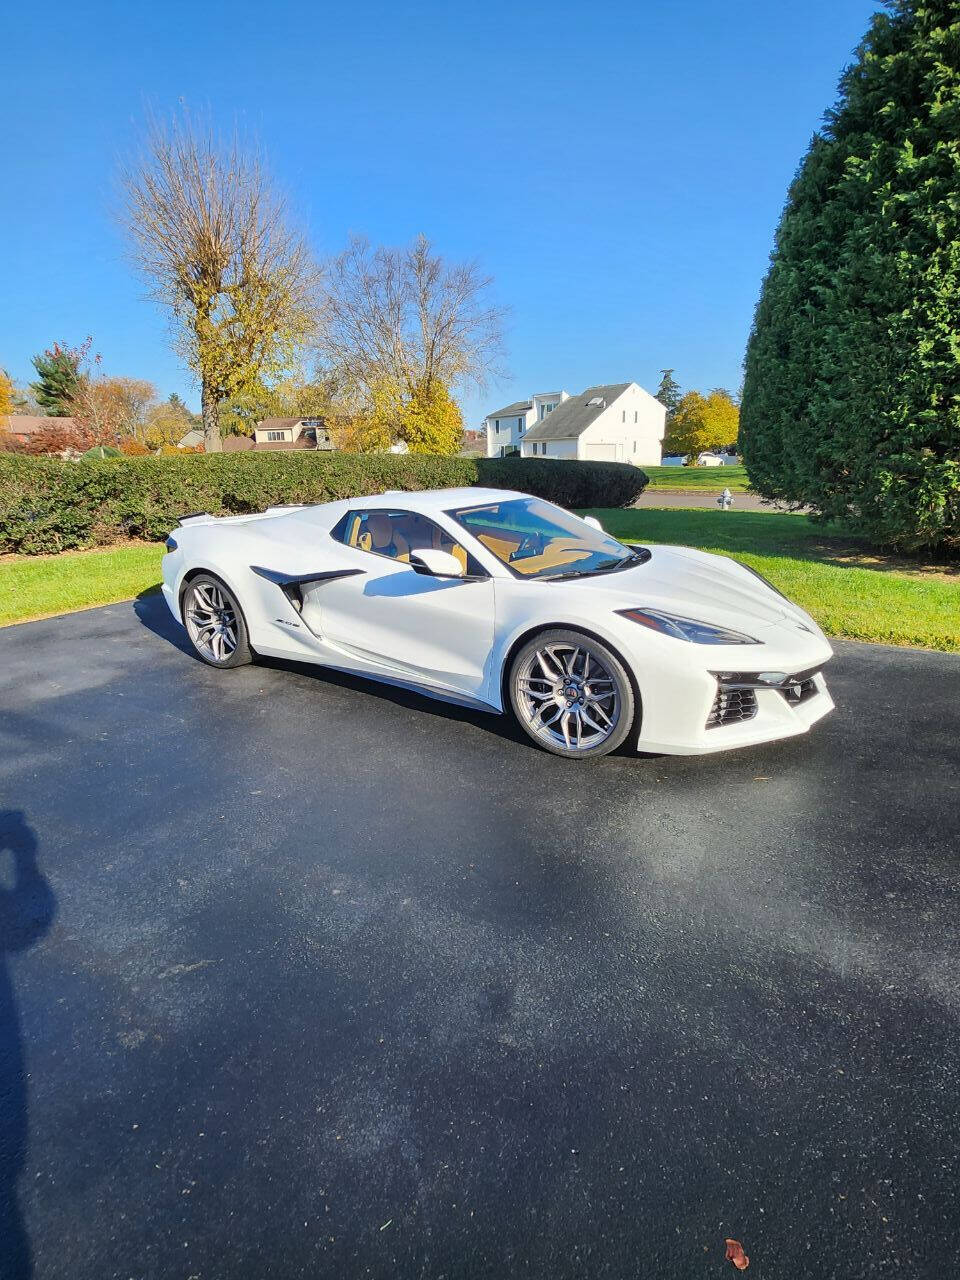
[[716, 487, 734, 511]]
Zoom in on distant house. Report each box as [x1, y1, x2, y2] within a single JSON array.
[[2, 415, 75, 446], [484, 392, 567, 457], [252, 417, 334, 451], [459, 428, 487, 457], [177, 429, 205, 449], [484, 384, 665, 464]]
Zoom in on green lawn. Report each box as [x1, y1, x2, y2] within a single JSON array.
[[580, 507, 960, 652], [0, 543, 164, 627], [643, 464, 750, 491], [1, 512, 958, 653]]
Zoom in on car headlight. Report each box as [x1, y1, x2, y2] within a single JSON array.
[[737, 561, 788, 601], [617, 608, 761, 645]]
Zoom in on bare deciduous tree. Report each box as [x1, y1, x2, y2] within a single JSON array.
[[318, 234, 505, 406], [121, 112, 319, 451], [71, 375, 157, 444]]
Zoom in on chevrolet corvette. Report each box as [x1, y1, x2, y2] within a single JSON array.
[[161, 487, 834, 758]]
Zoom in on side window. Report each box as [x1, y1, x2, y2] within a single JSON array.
[[331, 509, 485, 575]]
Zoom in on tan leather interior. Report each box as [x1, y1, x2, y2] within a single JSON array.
[[470, 525, 587, 574], [472, 528, 522, 561], [347, 509, 469, 569]]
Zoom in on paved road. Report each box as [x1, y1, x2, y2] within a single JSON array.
[[633, 491, 804, 511], [2, 599, 959, 1279]]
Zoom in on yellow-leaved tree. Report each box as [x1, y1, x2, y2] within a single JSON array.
[[121, 111, 320, 451], [330, 378, 464, 455], [318, 233, 502, 454], [398, 381, 463, 454], [0, 370, 14, 420], [664, 390, 739, 462]]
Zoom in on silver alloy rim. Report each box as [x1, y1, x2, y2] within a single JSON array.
[[516, 642, 620, 752], [184, 581, 239, 663]]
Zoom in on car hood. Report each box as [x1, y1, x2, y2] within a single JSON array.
[[554, 544, 816, 636]]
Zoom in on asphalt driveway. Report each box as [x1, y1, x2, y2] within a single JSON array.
[[2, 597, 959, 1279]]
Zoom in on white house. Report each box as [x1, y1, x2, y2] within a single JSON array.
[[253, 417, 334, 450], [484, 391, 568, 457], [485, 383, 665, 464]]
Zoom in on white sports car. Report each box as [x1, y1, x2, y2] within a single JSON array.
[[161, 487, 834, 759]]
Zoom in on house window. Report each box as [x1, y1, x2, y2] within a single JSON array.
[[518, 417, 524, 430], [622, 410, 626, 423], [633, 441, 637, 453], [266, 430, 284, 441], [495, 419, 500, 433], [634, 411, 638, 423]]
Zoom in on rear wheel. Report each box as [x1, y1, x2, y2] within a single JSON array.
[[181, 574, 252, 668], [508, 629, 636, 759]]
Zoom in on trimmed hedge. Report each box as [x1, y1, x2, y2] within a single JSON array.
[[0, 453, 648, 554]]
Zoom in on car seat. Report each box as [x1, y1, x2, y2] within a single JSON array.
[[358, 512, 410, 561]]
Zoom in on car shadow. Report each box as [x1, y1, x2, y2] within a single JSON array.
[[130, 591, 650, 758], [255, 653, 535, 747], [133, 588, 198, 661], [0, 810, 56, 1280], [131, 592, 533, 747]]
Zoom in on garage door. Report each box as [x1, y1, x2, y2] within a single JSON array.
[[583, 443, 620, 461]]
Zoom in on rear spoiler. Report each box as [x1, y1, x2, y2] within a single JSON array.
[[177, 504, 306, 527]]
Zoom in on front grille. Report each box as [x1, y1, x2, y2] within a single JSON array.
[[706, 687, 758, 729], [779, 676, 819, 706]]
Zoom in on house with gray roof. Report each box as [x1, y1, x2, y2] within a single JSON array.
[[484, 391, 567, 457], [484, 382, 665, 464]]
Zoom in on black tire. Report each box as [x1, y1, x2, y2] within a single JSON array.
[[508, 628, 637, 759], [181, 573, 253, 669]]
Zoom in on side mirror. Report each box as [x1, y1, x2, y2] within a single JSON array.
[[408, 548, 465, 578], [582, 515, 604, 532]]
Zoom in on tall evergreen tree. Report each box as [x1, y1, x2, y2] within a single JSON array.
[[654, 368, 682, 423], [30, 342, 84, 416], [741, 0, 960, 552]]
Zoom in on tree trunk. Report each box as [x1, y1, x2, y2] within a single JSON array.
[[201, 382, 222, 452]]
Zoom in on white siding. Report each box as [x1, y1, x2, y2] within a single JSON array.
[[577, 384, 665, 465], [582, 442, 619, 461], [490, 384, 665, 463], [520, 438, 576, 459], [485, 408, 533, 457]]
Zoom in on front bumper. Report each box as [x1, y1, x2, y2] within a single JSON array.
[[635, 654, 835, 755]]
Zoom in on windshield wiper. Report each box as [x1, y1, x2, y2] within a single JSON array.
[[543, 547, 650, 581]]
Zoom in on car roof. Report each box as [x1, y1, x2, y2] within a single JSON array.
[[279, 487, 530, 534], [347, 486, 525, 512]]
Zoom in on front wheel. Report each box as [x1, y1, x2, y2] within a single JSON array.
[[508, 629, 636, 759], [181, 574, 253, 668]]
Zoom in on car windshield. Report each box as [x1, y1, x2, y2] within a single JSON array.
[[449, 497, 644, 580]]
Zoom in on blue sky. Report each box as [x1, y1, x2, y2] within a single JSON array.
[[3, 0, 879, 427]]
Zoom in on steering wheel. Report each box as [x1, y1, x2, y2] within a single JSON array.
[[509, 532, 545, 562]]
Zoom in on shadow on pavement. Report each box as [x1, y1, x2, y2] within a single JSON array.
[[131, 591, 535, 748], [0, 811, 56, 1280], [133, 588, 196, 659]]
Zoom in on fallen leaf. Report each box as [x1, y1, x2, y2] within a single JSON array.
[[725, 1238, 749, 1270]]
